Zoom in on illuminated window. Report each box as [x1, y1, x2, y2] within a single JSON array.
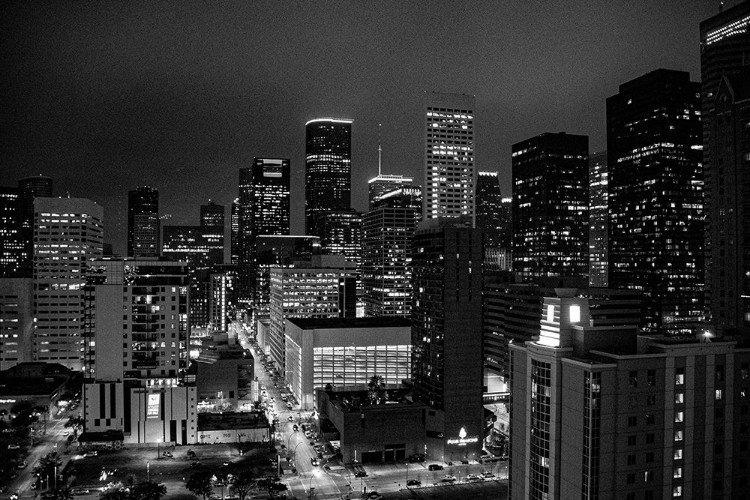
[[546, 304, 555, 322], [570, 305, 580, 323]]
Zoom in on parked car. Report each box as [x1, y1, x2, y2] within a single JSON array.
[[406, 479, 421, 487], [7, 444, 19, 450], [354, 471, 368, 478], [428, 464, 443, 471], [440, 475, 456, 483], [16, 461, 27, 469], [71, 489, 89, 496], [310, 458, 319, 466], [292, 425, 298, 431], [82, 451, 98, 458], [466, 474, 482, 481], [288, 416, 294, 422], [481, 472, 495, 479]]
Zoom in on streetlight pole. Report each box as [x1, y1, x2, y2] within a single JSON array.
[[147, 461, 150, 482]]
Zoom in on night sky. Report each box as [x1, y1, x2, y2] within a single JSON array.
[[2, 0, 718, 254]]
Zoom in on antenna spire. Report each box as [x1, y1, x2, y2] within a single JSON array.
[[378, 123, 382, 176]]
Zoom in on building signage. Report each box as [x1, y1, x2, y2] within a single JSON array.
[[447, 426, 478, 446], [147, 394, 160, 418]]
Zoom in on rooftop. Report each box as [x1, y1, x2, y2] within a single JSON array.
[[287, 316, 411, 330]]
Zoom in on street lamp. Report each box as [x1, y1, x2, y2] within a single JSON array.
[[157, 438, 161, 459], [146, 461, 150, 482], [307, 470, 319, 498]]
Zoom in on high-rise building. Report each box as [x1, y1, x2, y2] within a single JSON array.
[[509, 289, 750, 500], [200, 201, 225, 266], [33, 197, 104, 370], [411, 217, 484, 461], [362, 186, 421, 317], [305, 119, 352, 236], [0, 277, 33, 370], [268, 255, 357, 376], [512, 132, 589, 281], [367, 174, 414, 210], [424, 92, 475, 223], [127, 186, 159, 257], [230, 198, 240, 266], [238, 158, 291, 305], [0, 187, 25, 277], [589, 151, 609, 287], [476, 171, 510, 270], [607, 69, 703, 335], [700, 2, 750, 338], [83, 258, 195, 444], [17, 175, 52, 276]]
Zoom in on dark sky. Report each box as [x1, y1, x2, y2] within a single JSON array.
[[2, 0, 719, 254]]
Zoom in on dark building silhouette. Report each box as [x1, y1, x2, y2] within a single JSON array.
[[589, 151, 609, 287], [17, 175, 52, 275], [512, 132, 589, 281], [411, 217, 484, 461], [238, 158, 291, 305], [305, 119, 352, 236], [476, 171, 511, 270], [607, 69, 703, 335], [127, 186, 159, 257], [0, 187, 24, 277], [200, 201, 225, 266], [700, 2, 750, 338]]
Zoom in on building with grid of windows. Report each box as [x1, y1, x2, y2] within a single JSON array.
[[509, 289, 750, 500], [476, 171, 511, 270], [17, 175, 53, 276], [367, 174, 414, 210], [700, 2, 750, 339], [607, 69, 703, 335], [424, 92, 475, 223], [0, 187, 25, 277], [284, 316, 411, 409], [588, 150, 609, 287], [512, 132, 589, 282], [0, 277, 33, 370], [128, 186, 159, 257], [305, 119, 352, 236]]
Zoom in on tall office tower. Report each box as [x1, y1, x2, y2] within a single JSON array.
[[362, 186, 421, 317], [33, 197, 104, 370], [701, 3, 750, 338], [238, 158, 291, 305], [83, 258, 195, 444], [589, 151, 609, 287], [305, 119, 352, 236], [424, 92, 475, 223], [208, 269, 236, 333], [17, 175, 53, 276], [254, 235, 321, 318], [127, 186, 159, 257], [512, 132, 589, 282], [607, 69, 703, 335], [509, 289, 749, 500], [316, 210, 363, 315], [476, 171, 507, 270], [367, 174, 414, 210], [268, 255, 357, 376], [230, 198, 240, 265], [0, 187, 25, 277], [200, 201, 225, 266], [411, 217, 484, 462], [0, 277, 34, 370]]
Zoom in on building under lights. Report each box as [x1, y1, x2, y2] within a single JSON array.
[[476, 171, 511, 270], [509, 288, 750, 499], [423, 92, 475, 223], [268, 255, 357, 377], [305, 119, 352, 237], [82, 257, 195, 445], [33, 197, 104, 371], [607, 69, 703, 335], [367, 174, 414, 210], [284, 316, 411, 410], [588, 151, 609, 287], [512, 132, 589, 282]]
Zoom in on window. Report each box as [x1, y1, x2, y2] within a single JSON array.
[[647, 369, 656, 386], [646, 434, 655, 445], [716, 389, 723, 400], [673, 486, 682, 497], [628, 416, 637, 427], [742, 362, 748, 380], [628, 435, 637, 446], [675, 411, 684, 423], [629, 370, 638, 388], [674, 467, 682, 478], [675, 393, 684, 404], [627, 473, 636, 484], [570, 305, 581, 323], [645, 492, 654, 500], [647, 395, 656, 405], [714, 443, 723, 455], [646, 413, 655, 425], [674, 449, 683, 460], [675, 430, 683, 441], [714, 462, 723, 473], [627, 494, 636, 500], [627, 454, 636, 466], [646, 452, 655, 463], [716, 365, 724, 382], [644, 471, 653, 482], [675, 367, 685, 385]]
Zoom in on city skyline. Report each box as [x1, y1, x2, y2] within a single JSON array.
[[1, 1, 715, 254]]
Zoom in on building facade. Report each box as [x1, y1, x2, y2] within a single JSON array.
[[0, 187, 25, 277], [305, 119, 352, 236], [0, 277, 34, 370], [17, 175, 53, 276], [589, 150, 609, 288], [700, 3, 750, 338], [476, 171, 511, 270], [367, 174, 414, 210], [424, 92, 475, 223], [127, 186, 159, 257], [512, 132, 589, 282], [33, 197, 104, 370], [607, 69, 704, 335]]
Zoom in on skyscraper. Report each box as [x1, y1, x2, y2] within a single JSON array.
[[0, 187, 24, 277], [424, 92, 475, 223], [607, 69, 703, 335], [700, 2, 750, 338], [588, 151, 609, 287], [367, 174, 414, 210], [127, 186, 159, 257], [200, 201, 225, 266], [512, 132, 589, 281], [411, 217, 484, 461], [238, 158, 291, 304], [305, 119, 352, 236], [476, 171, 510, 270], [17, 175, 52, 275], [34, 197, 104, 370]]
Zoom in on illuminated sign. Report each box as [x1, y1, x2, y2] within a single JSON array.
[[446, 426, 478, 446], [147, 394, 161, 419]]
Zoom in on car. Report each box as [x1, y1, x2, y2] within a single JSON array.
[[440, 475, 456, 483], [280, 444, 286, 450], [466, 474, 482, 481], [304, 431, 311, 438], [287, 403, 293, 409], [288, 416, 294, 422], [292, 425, 298, 431], [71, 489, 90, 496], [7, 444, 19, 450], [366, 493, 382, 500], [83, 451, 98, 458], [354, 471, 368, 478], [428, 464, 443, 471], [260, 385, 266, 390], [16, 461, 27, 469], [481, 472, 495, 479], [310, 458, 319, 466], [301, 424, 307, 431], [461, 459, 470, 464], [406, 479, 421, 487]]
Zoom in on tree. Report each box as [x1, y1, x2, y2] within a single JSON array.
[[34, 452, 63, 483], [99, 482, 130, 500], [41, 486, 73, 500], [367, 375, 385, 404], [186, 470, 213, 500], [131, 481, 166, 500], [229, 470, 259, 500]]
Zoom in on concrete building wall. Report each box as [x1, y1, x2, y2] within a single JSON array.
[[0, 278, 34, 370]]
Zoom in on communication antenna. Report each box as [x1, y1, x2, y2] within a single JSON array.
[[378, 123, 382, 176]]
